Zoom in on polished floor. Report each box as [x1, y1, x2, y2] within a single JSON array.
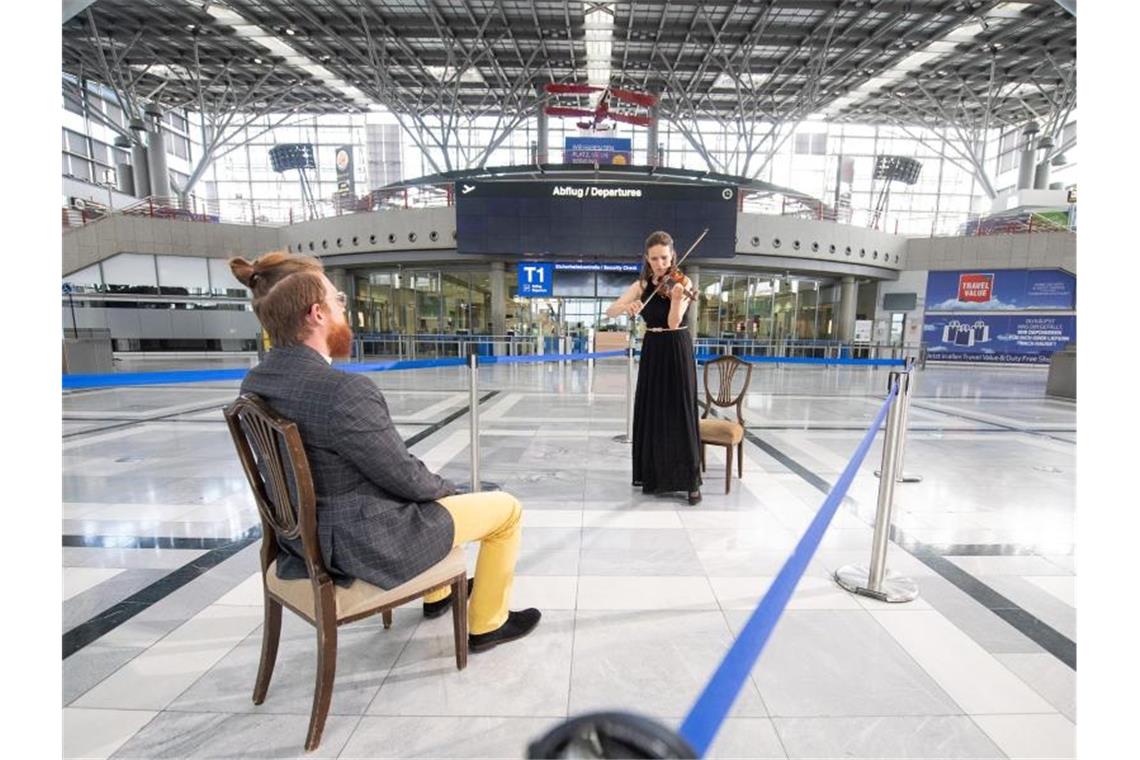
[[62, 358, 1076, 759]]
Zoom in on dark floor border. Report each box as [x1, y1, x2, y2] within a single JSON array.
[[738, 422, 1077, 671], [63, 402, 231, 440], [63, 534, 245, 550], [62, 390, 500, 660], [747, 424, 1075, 434], [909, 401, 1076, 444], [62, 526, 261, 659]]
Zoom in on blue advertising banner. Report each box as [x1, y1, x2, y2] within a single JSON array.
[[517, 262, 554, 296], [565, 136, 633, 165], [925, 268, 1075, 311], [922, 314, 1075, 364]]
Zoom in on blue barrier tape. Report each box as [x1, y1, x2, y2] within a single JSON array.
[[62, 351, 628, 389], [62, 368, 251, 389], [678, 380, 900, 757], [339, 357, 467, 373], [694, 353, 905, 367], [479, 349, 626, 365]]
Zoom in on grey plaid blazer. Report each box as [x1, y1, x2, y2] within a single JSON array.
[[240, 344, 456, 589]]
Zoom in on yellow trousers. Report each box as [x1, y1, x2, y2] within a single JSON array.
[[422, 491, 523, 634]]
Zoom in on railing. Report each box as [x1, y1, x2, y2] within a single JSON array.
[[693, 337, 926, 363]]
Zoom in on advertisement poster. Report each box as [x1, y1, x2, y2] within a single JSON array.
[[335, 146, 354, 195], [926, 269, 1075, 311], [923, 314, 1075, 364], [565, 136, 633, 165]]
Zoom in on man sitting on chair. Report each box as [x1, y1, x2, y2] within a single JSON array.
[[229, 251, 540, 652]]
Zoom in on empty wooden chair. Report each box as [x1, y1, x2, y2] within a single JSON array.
[[699, 356, 754, 494], [224, 393, 468, 751]]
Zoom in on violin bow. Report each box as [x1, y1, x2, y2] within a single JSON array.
[[640, 226, 710, 311]]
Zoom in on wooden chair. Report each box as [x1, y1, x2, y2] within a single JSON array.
[[699, 355, 754, 494], [224, 393, 468, 751]]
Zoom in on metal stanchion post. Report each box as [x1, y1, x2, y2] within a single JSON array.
[[468, 348, 481, 493], [835, 371, 919, 602], [875, 358, 922, 483], [612, 345, 635, 444]]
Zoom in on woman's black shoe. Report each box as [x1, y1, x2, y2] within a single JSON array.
[[687, 490, 702, 506], [469, 608, 542, 653], [422, 577, 474, 619]]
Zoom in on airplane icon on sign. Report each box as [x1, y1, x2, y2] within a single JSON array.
[[461, 184, 475, 194]]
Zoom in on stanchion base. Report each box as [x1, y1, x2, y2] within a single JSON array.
[[834, 564, 919, 603], [454, 481, 501, 493], [526, 711, 696, 759], [873, 470, 924, 483], [611, 434, 633, 444]]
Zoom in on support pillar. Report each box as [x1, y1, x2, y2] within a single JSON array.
[[836, 276, 858, 343], [490, 261, 507, 355], [647, 103, 660, 166], [145, 106, 170, 198], [535, 95, 549, 164]]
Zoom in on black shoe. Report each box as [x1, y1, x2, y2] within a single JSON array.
[[422, 577, 474, 619], [687, 490, 702, 506], [468, 608, 542, 653]]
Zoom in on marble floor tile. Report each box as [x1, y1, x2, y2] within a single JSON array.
[[981, 576, 1076, 641], [971, 713, 1076, 759], [1022, 575, 1075, 607], [703, 717, 788, 759], [772, 716, 1004, 759], [64, 569, 170, 631], [728, 609, 962, 717], [73, 604, 264, 711], [994, 653, 1076, 721], [576, 575, 717, 611], [340, 716, 563, 759], [64, 707, 158, 760], [946, 555, 1076, 577], [108, 710, 359, 759], [64, 644, 148, 706], [368, 610, 574, 717], [510, 575, 578, 610], [521, 509, 583, 528], [169, 614, 412, 716], [570, 609, 767, 719], [213, 571, 263, 606], [709, 575, 864, 611], [914, 574, 1045, 655], [580, 509, 684, 529], [870, 610, 1056, 714], [514, 527, 581, 576], [63, 546, 209, 570], [64, 567, 126, 601], [578, 528, 704, 576]]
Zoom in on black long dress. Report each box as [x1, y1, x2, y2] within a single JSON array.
[[631, 282, 703, 495]]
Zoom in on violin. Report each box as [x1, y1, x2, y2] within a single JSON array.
[[653, 267, 700, 301]]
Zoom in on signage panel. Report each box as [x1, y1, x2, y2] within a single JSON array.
[[456, 181, 737, 259], [565, 136, 633, 165]]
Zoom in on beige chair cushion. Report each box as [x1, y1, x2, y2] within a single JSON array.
[[700, 418, 744, 445], [266, 546, 467, 622]]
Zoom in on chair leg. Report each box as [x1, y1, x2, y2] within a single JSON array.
[[382, 609, 392, 629], [737, 441, 744, 479], [700, 443, 706, 473], [252, 594, 282, 705], [451, 574, 469, 670], [724, 445, 732, 494], [305, 605, 337, 752]]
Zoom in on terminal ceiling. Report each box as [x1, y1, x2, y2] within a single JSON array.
[[63, 1, 1075, 131]]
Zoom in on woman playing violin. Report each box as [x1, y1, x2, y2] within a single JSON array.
[[604, 230, 703, 505]]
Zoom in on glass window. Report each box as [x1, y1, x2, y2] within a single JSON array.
[[156, 255, 210, 295], [65, 129, 89, 156]]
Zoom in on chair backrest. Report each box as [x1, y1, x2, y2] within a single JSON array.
[[224, 393, 327, 583], [702, 355, 753, 425]]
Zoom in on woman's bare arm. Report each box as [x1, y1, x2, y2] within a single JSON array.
[[604, 280, 646, 318]]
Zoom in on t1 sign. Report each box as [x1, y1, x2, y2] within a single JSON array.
[[517, 262, 554, 297]]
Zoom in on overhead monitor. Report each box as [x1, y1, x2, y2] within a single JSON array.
[[455, 181, 737, 260]]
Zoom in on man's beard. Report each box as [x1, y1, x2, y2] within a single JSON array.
[[327, 319, 353, 359]]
